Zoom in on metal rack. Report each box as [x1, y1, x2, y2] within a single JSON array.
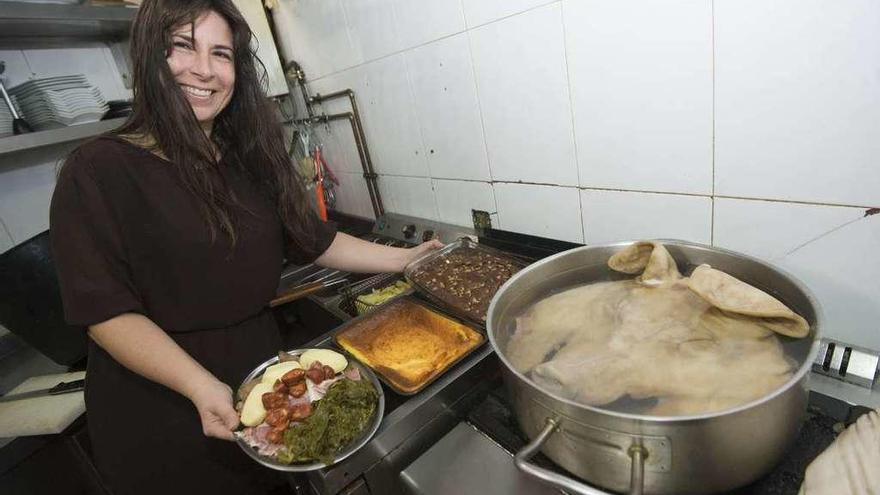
[[0, 118, 126, 156], [0, 2, 135, 41], [0, 2, 134, 157]]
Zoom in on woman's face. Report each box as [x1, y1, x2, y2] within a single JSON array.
[[166, 10, 235, 134]]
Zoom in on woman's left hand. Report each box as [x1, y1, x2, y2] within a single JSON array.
[[403, 238, 443, 270]]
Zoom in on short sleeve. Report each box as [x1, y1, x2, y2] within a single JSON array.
[[50, 154, 144, 326], [283, 212, 338, 265]]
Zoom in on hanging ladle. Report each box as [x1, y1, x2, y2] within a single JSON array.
[[0, 61, 33, 135]]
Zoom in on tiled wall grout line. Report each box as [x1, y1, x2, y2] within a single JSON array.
[[373, 172, 878, 211], [559, 0, 582, 190], [710, 0, 717, 246], [309, 1, 562, 84], [464, 25, 495, 182]]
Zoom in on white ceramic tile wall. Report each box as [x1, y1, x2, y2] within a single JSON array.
[[494, 183, 583, 243], [308, 67, 365, 116], [714, 0, 880, 206], [1, 0, 877, 350], [469, 4, 578, 186], [332, 171, 376, 220], [342, 0, 402, 63], [462, 0, 557, 28], [778, 216, 880, 351], [394, 0, 465, 50], [271, 0, 360, 80], [432, 179, 496, 228], [303, 68, 365, 178], [714, 198, 879, 349], [565, 0, 713, 194], [358, 54, 429, 177], [713, 198, 864, 261], [376, 175, 438, 220], [311, 121, 363, 176], [581, 190, 711, 245], [406, 34, 490, 181]]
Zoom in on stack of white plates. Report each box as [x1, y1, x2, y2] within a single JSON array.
[[0, 96, 23, 138], [8, 75, 109, 131]]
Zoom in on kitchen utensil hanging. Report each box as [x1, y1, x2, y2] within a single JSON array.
[[314, 144, 339, 212], [0, 61, 33, 135]]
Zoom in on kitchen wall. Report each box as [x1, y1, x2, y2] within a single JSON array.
[[0, 44, 130, 248], [0, 43, 131, 338], [272, 0, 880, 350]]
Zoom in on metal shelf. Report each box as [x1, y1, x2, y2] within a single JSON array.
[[0, 118, 125, 156], [0, 2, 136, 41]]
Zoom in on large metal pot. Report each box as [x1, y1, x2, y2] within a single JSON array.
[[486, 240, 821, 495]]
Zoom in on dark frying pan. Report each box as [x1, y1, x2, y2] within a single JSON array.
[[0, 230, 87, 366]]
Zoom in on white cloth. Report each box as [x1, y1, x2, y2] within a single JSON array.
[[799, 409, 880, 495]]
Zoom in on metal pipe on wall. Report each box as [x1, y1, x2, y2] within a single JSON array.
[[309, 89, 383, 215], [261, 4, 381, 218], [291, 112, 384, 219]]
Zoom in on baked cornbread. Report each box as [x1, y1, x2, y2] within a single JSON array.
[[334, 298, 483, 394]]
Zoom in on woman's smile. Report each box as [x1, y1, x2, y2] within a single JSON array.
[[181, 84, 215, 99]]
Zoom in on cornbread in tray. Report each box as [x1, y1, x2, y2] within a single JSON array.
[[334, 298, 484, 394], [408, 244, 523, 322]]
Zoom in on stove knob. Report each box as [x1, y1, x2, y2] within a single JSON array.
[[402, 224, 416, 239], [422, 230, 435, 242]]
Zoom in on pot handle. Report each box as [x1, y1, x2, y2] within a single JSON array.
[[514, 418, 647, 495]]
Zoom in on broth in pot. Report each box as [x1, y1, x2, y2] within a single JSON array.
[[503, 241, 810, 416]]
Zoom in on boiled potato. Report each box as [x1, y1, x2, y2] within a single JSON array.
[[261, 360, 303, 385], [240, 382, 274, 427], [299, 348, 348, 373]]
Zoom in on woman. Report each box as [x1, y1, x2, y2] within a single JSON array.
[[49, 1, 440, 494]]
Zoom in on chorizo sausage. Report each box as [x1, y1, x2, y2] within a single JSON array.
[[261, 391, 287, 410], [281, 368, 306, 386], [264, 407, 289, 427], [288, 381, 307, 398]]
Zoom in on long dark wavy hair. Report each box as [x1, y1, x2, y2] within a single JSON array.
[[113, 0, 313, 248]]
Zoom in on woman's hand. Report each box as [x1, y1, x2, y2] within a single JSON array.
[[188, 378, 240, 441], [403, 238, 444, 270]]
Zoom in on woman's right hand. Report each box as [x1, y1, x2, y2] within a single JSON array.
[[188, 378, 240, 441]]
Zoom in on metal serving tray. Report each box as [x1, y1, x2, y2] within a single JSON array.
[[234, 348, 385, 472], [403, 237, 530, 327], [336, 273, 411, 318], [332, 295, 485, 396]]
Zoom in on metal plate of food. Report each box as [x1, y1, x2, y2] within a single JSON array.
[[234, 348, 385, 472], [404, 237, 529, 325], [334, 296, 485, 395]]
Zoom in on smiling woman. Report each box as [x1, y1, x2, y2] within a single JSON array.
[[46, 1, 441, 494]]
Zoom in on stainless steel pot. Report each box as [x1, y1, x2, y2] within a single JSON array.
[[486, 240, 821, 495]]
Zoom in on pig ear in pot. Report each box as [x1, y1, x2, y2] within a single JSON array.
[[608, 241, 681, 286], [687, 264, 810, 338]]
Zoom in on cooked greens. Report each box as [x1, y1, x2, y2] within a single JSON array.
[[276, 378, 378, 464]]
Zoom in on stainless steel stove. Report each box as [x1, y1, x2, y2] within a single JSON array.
[[281, 214, 880, 495]]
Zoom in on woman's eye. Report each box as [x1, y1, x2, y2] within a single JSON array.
[[214, 51, 233, 61], [172, 40, 192, 50]]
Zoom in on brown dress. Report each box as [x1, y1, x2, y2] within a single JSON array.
[[49, 137, 337, 495]]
